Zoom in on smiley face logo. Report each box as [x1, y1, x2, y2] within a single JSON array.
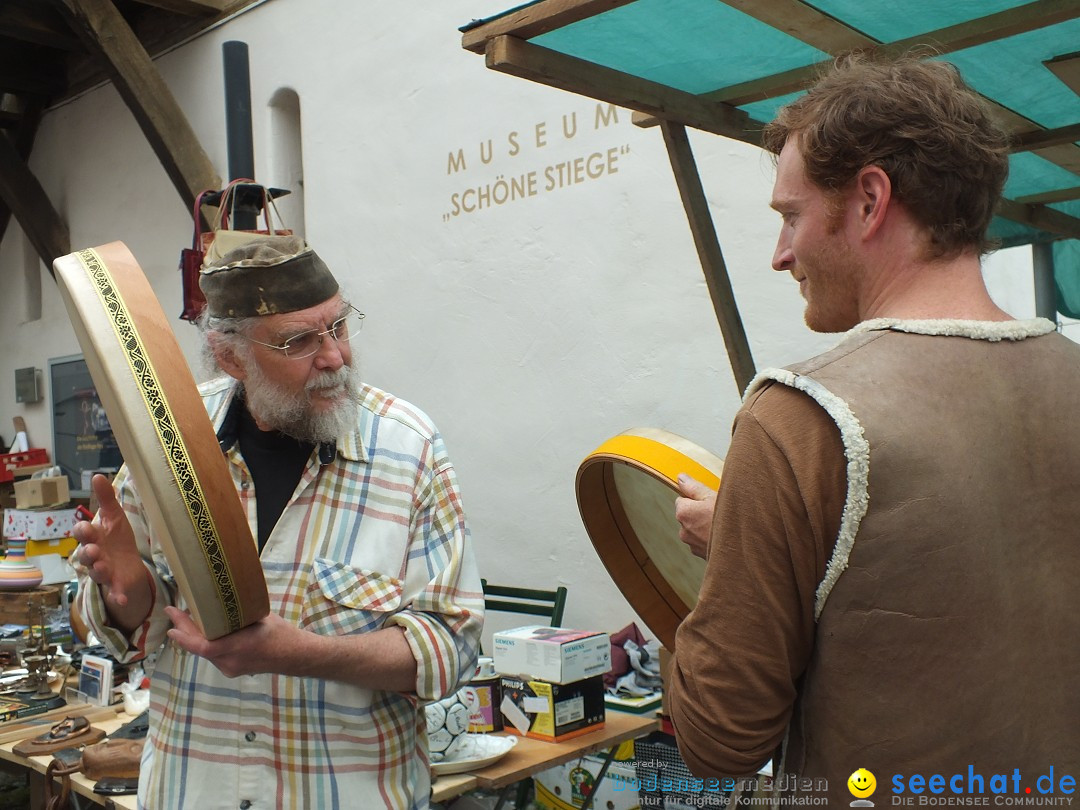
[[848, 768, 877, 799]]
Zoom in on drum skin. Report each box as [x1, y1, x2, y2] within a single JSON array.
[[576, 428, 723, 650], [54, 242, 269, 639]]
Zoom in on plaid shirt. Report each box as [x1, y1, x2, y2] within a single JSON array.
[[78, 377, 484, 809]]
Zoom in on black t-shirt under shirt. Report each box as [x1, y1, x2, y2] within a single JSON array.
[[235, 402, 314, 551]]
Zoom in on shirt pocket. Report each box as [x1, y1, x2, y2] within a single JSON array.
[[300, 558, 404, 636]]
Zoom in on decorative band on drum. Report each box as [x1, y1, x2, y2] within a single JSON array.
[[587, 434, 721, 491], [76, 248, 245, 633]]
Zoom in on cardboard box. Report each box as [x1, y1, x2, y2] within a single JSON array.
[[31, 553, 75, 586], [14, 477, 70, 509], [25, 536, 79, 558], [493, 626, 611, 683], [3, 509, 27, 541], [464, 677, 503, 733], [500, 674, 605, 742], [3, 508, 79, 540], [534, 745, 640, 810], [80, 468, 118, 491]]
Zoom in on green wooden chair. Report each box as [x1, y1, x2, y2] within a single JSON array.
[[480, 579, 568, 628]]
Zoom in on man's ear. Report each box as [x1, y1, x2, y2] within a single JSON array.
[[853, 164, 892, 239], [208, 333, 247, 381]]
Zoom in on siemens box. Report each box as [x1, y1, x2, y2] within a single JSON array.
[[493, 626, 611, 684]]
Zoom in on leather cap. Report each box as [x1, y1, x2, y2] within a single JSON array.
[[199, 234, 339, 318]]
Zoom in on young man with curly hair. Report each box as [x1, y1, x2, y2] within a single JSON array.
[[670, 55, 1080, 802]]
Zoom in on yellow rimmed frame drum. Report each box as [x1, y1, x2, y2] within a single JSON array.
[[576, 428, 722, 649], [54, 242, 269, 639]]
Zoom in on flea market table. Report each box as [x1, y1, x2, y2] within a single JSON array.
[[431, 710, 660, 808], [0, 707, 137, 809]]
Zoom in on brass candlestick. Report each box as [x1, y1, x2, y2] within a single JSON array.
[[19, 602, 56, 698]]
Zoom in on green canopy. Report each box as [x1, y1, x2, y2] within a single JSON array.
[[461, 0, 1080, 338]]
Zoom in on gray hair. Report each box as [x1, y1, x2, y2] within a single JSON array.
[[197, 308, 259, 375]]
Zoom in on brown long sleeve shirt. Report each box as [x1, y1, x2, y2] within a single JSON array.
[[668, 380, 846, 776]]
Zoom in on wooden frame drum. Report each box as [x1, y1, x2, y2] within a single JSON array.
[[54, 242, 269, 639], [576, 428, 722, 649]]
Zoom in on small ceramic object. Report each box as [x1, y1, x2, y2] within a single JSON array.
[[0, 538, 43, 590]]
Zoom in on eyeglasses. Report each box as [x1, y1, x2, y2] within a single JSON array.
[[240, 305, 366, 359]]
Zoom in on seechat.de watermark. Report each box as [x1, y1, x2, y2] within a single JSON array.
[[846, 767, 1076, 808]]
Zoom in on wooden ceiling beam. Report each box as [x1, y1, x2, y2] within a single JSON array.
[[0, 131, 70, 275], [57, 0, 220, 211], [1016, 186, 1080, 205], [1045, 51, 1080, 94], [0, 100, 43, 250], [997, 197, 1080, 240], [1028, 141, 1080, 175], [1015, 122, 1080, 151], [0, 4, 81, 50], [126, 0, 225, 15], [485, 35, 761, 144], [887, 0, 1080, 57], [716, 0, 873, 55], [462, 0, 636, 54]]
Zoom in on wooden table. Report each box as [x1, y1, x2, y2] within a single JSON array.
[[431, 710, 660, 807], [0, 706, 137, 809], [1, 704, 657, 808]]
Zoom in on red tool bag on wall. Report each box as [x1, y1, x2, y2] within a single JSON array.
[[178, 187, 215, 322]]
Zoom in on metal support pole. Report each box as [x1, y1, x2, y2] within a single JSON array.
[[223, 40, 257, 228], [1032, 241, 1058, 321]]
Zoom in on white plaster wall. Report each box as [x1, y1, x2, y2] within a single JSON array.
[[0, 0, 1050, 646]]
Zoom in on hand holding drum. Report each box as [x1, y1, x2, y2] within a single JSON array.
[[72, 474, 153, 634], [576, 427, 722, 649], [55, 242, 268, 639]]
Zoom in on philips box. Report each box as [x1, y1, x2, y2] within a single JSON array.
[[492, 626, 611, 684], [500, 674, 606, 743]]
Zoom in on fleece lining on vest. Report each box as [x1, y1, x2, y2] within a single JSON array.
[[744, 317, 1056, 619]]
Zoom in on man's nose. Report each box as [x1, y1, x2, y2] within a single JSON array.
[[311, 332, 345, 370], [772, 240, 794, 272]]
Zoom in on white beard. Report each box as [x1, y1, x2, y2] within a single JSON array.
[[242, 362, 361, 444]]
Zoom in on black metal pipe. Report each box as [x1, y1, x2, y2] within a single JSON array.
[[223, 40, 257, 228]]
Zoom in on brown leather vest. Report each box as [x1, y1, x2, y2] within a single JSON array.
[[756, 320, 1080, 805]]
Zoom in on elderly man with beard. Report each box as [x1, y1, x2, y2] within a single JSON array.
[[72, 235, 483, 809]]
